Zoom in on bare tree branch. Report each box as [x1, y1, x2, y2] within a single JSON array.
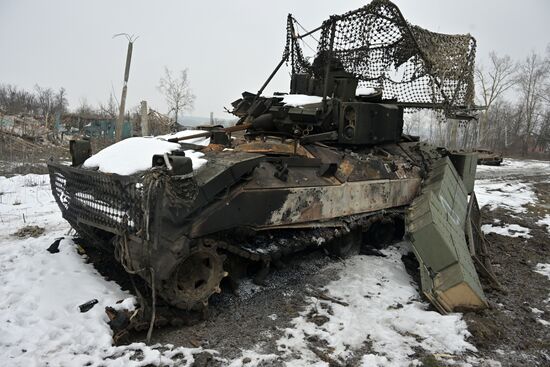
[[158, 67, 195, 124]]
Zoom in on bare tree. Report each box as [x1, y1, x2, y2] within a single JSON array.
[[515, 51, 550, 154], [54, 87, 68, 115], [34, 85, 54, 118], [0, 84, 69, 118], [75, 97, 95, 116], [158, 67, 195, 124], [98, 93, 118, 118], [475, 52, 517, 145], [0, 84, 35, 115]]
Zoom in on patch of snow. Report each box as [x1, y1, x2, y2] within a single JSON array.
[[276, 247, 475, 366], [534, 263, 550, 280], [267, 314, 278, 321], [83, 130, 210, 176], [537, 319, 550, 326], [182, 149, 208, 170], [531, 307, 544, 315], [0, 174, 208, 366], [536, 214, 550, 234], [481, 223, 532, 238], [361, 354, 392, 366], [356, 86, 377, 96], [312, 236, 326, 245], [474, 180, 535, 213], [281, 94, 324, 107], [111, 297, 138, 312], [0, 174, 65, 235], [227, 350, 278, 367], [476, 158, 550, 173]]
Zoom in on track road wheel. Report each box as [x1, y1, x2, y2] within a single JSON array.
[[327, 229, 362, 258], [160, 243, 227, 311]]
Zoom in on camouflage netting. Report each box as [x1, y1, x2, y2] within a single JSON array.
[[285, 0, 476, 114]]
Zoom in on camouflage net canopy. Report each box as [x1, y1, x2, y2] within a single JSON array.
[[285, 0, 477, 114]]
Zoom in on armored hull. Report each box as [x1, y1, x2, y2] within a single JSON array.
[[48, 138, 440, 310]]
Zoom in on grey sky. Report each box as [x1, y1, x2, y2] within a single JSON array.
[[1, 0, 548, 119]]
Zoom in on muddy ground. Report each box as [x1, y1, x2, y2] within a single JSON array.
[[462, 179, 550, 367]]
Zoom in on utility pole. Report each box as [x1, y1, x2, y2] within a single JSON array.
[[140, 100, 149, 136], [113, 33, 138, 141]]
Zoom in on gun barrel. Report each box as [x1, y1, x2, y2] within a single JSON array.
[[167, 123, 253, 143]]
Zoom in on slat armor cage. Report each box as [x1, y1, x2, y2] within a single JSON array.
[[48, 162, 145, 238]]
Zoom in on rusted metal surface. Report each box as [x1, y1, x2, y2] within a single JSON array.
[[266, 178, 421, 225], [234, 140, 312, 157]]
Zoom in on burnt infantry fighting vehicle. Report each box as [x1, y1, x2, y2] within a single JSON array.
[[48, 0, 498, 316]]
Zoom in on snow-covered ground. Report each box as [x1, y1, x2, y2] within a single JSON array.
[[0, 173, 480, 367], [475, 158, 550, 180], [474, 180, 535, 214], [0, 175, 207, 367], [476, 158, 550, 325], [2, 157, 550, 366], [275, 246, 474, 367], [481, 223, 532, 238]]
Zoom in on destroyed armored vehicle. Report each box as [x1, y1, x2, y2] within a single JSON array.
[[48, 0, 496, 315], [476, 149, 503, 166]]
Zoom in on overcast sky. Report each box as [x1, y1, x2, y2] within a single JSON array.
[[1, 0, 548, 119]]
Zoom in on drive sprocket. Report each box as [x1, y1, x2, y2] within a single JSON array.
[[160, 241, 226, 310]]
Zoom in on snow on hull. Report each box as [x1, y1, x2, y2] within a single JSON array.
[[82, 130, 209, 176], [276, 246, 475, 366], [356, 86, 377, 96], [281, 94, 323, 107]]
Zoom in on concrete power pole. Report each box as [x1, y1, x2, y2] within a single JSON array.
[[140, 101, 149, 136], [114, 34, 138, 142]]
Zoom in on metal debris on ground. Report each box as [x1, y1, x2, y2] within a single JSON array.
[[78, 299, 99, 313], [12, 225, 45, 238], [46, 237, 64, 253]]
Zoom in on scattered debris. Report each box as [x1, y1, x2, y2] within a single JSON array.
[[11, 225, 45, 238], [308, 290, 350, 307], [79, 299, 99, 313], [47, 237, 64, 253]]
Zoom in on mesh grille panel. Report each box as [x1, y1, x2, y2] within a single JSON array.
[[48, 162, 144, 235]]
